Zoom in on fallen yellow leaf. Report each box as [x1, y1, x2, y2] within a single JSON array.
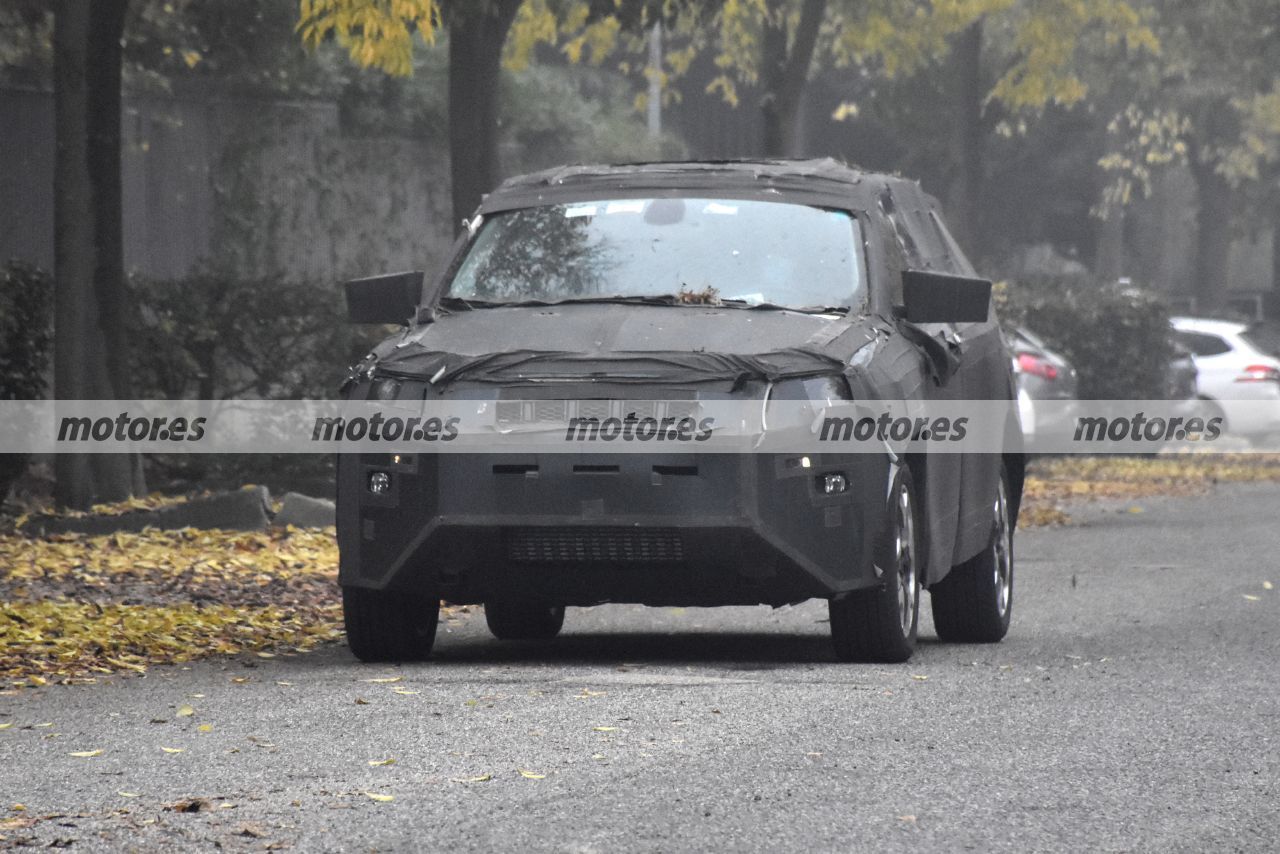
[[368, 758, 396, 767], [910, 674, 929, 681], [197, 724, 213, 733], [518, 769, 546, 779], [1244, 594, 1261, 602], [161, 746, 185, 754], [391, 688, 420, 695], [118, 791, 140, 798], [593, 726, 618, 732], [177, 705, 195, 717], [363, 792, 394, 802], [367, 676, 402, 684], [451, 774, 492, 783], [69, 749, 103, 757], [0, 723, 11, 730], [1264, 581, 1274, 591]]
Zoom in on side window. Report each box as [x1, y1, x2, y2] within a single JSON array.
[[1173, 331, 1231, 357], [878, 186, 921, 271], [928, 211, 978, 277], [872, 207, 908, 306]]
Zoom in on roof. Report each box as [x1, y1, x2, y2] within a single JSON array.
[[1170, 316, 1249, 336], [479, 158, 917, 214]]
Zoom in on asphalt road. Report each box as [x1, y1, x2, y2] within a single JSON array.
[[2, 483, 1278, 852]]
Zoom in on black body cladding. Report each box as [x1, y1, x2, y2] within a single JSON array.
[[337, 159, 1022, 613]]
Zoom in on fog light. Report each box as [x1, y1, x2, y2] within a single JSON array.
[[368, 471, 391, 494], [821, 472, 848, 495]]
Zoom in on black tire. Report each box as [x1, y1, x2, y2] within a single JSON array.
[[484, 600, 565, 640], [930, 465, 1013, 643], [830, 464, 921, 663], [343, 586, 440, 662]]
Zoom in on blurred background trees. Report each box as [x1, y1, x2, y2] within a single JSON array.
[[3, 0, 1280, 504]]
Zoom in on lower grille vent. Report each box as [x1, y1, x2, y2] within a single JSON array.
[[506, 528, 684, 563]]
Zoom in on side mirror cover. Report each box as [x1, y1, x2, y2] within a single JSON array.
[[344, 271, 424, 325], [900, 270, 992, 324]]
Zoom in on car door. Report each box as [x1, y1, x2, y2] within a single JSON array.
[[1172, 329, 1235, 400]]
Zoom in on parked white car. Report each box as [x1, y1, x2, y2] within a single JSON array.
[[1170, 317, 1280, 438]]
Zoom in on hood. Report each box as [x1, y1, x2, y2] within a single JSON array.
[[364, 303, 880, 387]]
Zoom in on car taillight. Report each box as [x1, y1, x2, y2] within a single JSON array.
[[1235, 364, 1280, 383], [1016, 352, 1059, 381]]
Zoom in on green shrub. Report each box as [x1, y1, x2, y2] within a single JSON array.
[[128, 273, 376, 400], [997, 274, 1174, 400], [0, 260, 53, 401], [128, 273, 381, 495], [0, 260, 53, 504]]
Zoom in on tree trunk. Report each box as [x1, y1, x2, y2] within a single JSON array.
[[87, 0, 142, 499], [1271, 200, 1280, 299], [53, 0, 98, 510], [1093, 206, 1126, 283], [52, 0, 139, 508], [1189, 156, 1234, 312], [447, 0, 522, 231], [946, 19, 985, 260], [759, 0, 826, 158]]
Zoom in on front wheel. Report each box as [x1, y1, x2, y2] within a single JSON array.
[[830, 464, 921, 663], [343, 586, 440, 662], [930, 465, 1013, 643]]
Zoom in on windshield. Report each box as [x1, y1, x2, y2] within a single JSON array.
[[446, 197, 866, 310]]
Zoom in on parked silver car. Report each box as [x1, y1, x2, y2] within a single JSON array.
[[1009, 326, 1078, 442]]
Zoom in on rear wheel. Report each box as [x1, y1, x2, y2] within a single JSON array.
[[830, 465, 921, 663], [485, 600, 565, 640], [343, 586, 440, 662], [930, 466, 1013, 643]]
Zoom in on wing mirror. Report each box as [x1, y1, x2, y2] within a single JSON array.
[[899, 270, 992, 324], [344, 271, 424, 325]]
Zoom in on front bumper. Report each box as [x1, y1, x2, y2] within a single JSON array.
[[337, 451, 892, 607]]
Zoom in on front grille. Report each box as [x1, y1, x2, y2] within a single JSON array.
[[494, 400, 699, 427], [507, 527, 684, 563]]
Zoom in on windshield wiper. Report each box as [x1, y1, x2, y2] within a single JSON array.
[[718, 299, 851, 315], [438, 294, 852, 314], [439, 294, 684, 310]]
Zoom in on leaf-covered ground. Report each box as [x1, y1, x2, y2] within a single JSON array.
[[0, 527, 344, 690], [1020, 453, 1280, 526], [3, 454, 1279, 689]]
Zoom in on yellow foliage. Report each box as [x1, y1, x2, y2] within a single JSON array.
[[297, 0, 439, 77], [1, 600, 343, 687], [0, 525, 345, 687]]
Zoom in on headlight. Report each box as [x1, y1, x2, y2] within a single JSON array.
[[372, 378, 402, 400], [763, 375, 852, 432]]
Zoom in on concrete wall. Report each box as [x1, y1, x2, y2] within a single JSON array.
[[0, 87, 454, 284]]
